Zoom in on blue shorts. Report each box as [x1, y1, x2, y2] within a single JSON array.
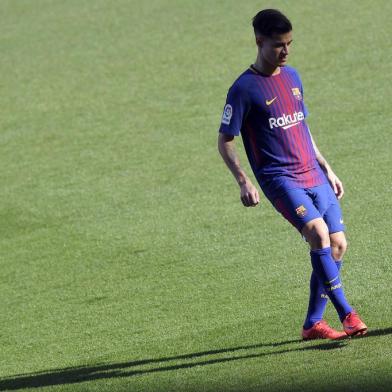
[[272, 183, 345, 234]]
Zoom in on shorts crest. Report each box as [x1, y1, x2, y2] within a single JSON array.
[[295, 205, 307, 217]]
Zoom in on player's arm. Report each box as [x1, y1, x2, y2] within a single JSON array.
[[218, 133, 260, 207], [309, 129, 344, 199]]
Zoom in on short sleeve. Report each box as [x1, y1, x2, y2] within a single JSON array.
[[219, 82, 249, 136], [300, 83, 309, 118], [291, 67, 309, 118]]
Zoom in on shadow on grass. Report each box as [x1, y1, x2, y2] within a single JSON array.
[[1, 327, 391, 391]]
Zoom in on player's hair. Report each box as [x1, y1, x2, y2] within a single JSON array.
[[252, 9, 292, 37]]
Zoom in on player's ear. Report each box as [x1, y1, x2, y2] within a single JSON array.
[[255, 36, 263, 47]]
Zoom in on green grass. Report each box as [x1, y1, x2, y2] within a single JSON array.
[[0, 0, 391, 391]]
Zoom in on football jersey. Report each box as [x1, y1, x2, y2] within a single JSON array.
[[219, 65, 327, 201]]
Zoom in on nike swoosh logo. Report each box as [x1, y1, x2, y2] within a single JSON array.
[[282, 122, 300, 130], [266, 97, 277, 106]]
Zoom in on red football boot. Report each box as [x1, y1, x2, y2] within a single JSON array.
[[302, 320, 347, 340], [343, 311, 368, 337]]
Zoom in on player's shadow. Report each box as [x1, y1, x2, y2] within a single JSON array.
[[1, 327, 391, 391]]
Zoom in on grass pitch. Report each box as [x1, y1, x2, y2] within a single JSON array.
[[0, 1, 391, 391]]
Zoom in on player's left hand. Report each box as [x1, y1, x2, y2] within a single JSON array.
[[328, 172, 344, 199]]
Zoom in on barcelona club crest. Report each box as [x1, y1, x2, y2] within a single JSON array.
[[291, 87, 302, 101], [295, 205, 307, 217]]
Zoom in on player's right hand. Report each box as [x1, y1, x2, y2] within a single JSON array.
[[240, 181, 260, 207]]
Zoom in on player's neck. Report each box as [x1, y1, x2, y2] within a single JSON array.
[[253, 55, 280, 76]]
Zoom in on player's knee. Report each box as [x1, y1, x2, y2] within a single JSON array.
[[302, 219, 330, 249], [331, 236, 347, 260], [313, 230, 330, 249]]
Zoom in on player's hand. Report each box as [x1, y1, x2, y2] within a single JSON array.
[[328, 172, 344, 199], [240, 180, 260, 207]]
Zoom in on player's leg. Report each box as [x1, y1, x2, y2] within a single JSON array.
[[329, 231, 347, 295], [325, 205, 367, 336], [301, 218, 346, 326], [272, 190, 346, 339], [301, 218, 353, 322], [303, 185, 367, 336], [280, 184, 367, 337], [303, 192, 347, 330], [322, 191, 347, 263], [303, 258, 342, 330], [330, 231, 347, 262], [330, 232, 346, 286], [273, 187, 366, 337]]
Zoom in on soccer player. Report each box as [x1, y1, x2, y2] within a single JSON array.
[[218, 9, 367, 340]]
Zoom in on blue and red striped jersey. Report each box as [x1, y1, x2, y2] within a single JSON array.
[[219, 65, 327, 201]]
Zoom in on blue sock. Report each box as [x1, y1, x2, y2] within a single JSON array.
[[303, 260, 342, 329], [309, 247, 352, 322]]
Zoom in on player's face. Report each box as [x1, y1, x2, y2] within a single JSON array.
[[257, 31, 293, 67]]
